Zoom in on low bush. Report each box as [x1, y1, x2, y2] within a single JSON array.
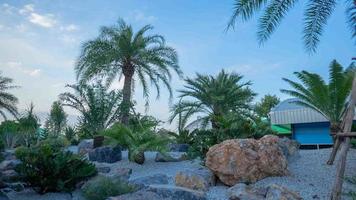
[[15, 140, 97, 194], [82, 176, 136, 200]]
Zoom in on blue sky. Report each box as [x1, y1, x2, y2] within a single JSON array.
[[0, 0, 355, 128]]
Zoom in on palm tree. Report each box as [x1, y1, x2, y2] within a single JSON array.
[[228, 0, 356, 52], [44, 101, 67, 137], [75, 19, 182, 125], [18, 103, 40, 147], [59, 83, 122, 138], [169, 70, 255, 130], [0, 72, 18, 119], [281, 60, 354, 134]]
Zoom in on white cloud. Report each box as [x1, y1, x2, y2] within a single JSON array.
[[19, 4, 34, 15], [28, 13, 56, 28], [27, 68, 41, 77], [60, 24, 79, 32], [2, 3, 15, 14], [129, 10, 157, 23], [3, 61, 41, 77]]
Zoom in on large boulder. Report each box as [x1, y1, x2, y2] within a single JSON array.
[[205, 135, 288, 186], [175, 167, 215, 191], [228, 183, 302, 200], [155, 152, 188, 162], [78, 139, 93, 155], [277, 137, 300, 161], [88, 146, 122, 163], [130, 174, 169, 190]]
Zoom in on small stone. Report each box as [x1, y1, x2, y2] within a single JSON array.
[[97, 166, 111, 173], [155, 152, 188, 162], [0, 160, 21, 171], [228, 183, 265, 200], [78, 139, 93, 155], [265, 184, 302, 200], [168, 143, 190, 152], [1, 170, 20, 182], [130, 174, 169, 190], [114, 168, 132, 181]]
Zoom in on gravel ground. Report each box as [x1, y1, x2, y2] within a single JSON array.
[[6, 148, 356, 200]]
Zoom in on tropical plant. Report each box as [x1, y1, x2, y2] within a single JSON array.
[[228, 0, 356, 52], [15, 139, 97, 194], [0, 72, 18, 119], [44, 101, 67, 137], [64, 126, 78, 144], [18, 103, 40, 147], [82, 175, 136, 200], [0, 120, 21, 149], [254, 94, 280, 119], [169, 70, 255, 130], [281, 60, 354, 133], [59, 83, 122, 138], [75, 19, 182, 125], [103, 123, 169, 164]]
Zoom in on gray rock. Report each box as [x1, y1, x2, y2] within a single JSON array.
[[146, 185, 207, 200], [277, 137, 300, 161], [228, 183, 265, 200], [168, 143, 190, 152], [175, 167, 215, 191], [89, 146, 122, 163], [265, 184, 302, 200], [1, 150, 15, 161], [113, 168, 132, 181], [0, 160, 21, 171], [155, 152, 188, 162], [130, 174, 169, 189], [5, 182, 25, 192], [0, 170, 20, 182], [64, 145, 78, 154], [78, 139, 93, 155], [108, 190, 164, 200]]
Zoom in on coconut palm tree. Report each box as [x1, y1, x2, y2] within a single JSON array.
[[0, 72, 18, 119], [75, 19, 182, 125], [59, 83, 122, 138], [228, 0, 356, 52], [169, 70, 255, 130], [281, 60, 354, 134]]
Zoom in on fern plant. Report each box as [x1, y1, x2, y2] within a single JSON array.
[[103, 123, 168, 164]]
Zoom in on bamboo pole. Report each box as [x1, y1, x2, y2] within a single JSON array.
[[330, 77, 356, 200]]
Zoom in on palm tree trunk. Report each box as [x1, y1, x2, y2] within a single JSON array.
[[121, 67, 134, 125]]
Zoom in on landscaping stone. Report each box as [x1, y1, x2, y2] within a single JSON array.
[[114, 167, 132, 181], [277, 137, 300, 161], [108, 190, 163, 200], [146, 185, 207, 200], [175, 167, 215, 191], [228, 183, 302, 200], [1, 150, 15, 161], [0, 160, 21, 171], [0, 170, 20, 182], [5, 182, 25, 192], [130, 174, 169, 189], [88, 146, 122, 163], [265, 184, 302, 200], [155, 152, 188, 162], [78, 139, 93, 155], [205, 135, 288, 186], [168, 143, 190, 152]]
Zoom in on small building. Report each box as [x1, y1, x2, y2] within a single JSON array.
[[270, 98, 339, 147]]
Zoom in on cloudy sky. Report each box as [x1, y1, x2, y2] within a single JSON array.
[[0, 0, 355, 129]]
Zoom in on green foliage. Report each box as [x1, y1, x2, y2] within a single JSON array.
[[17, 103, 40, 147], [281, 60, 354, 132], [351, 139, 356, 149], [44, 101, 67, 137], [65, 126, 78, 145], [82, 176, 136, 200], [60, 83, 122, 138], [15, 139, 97, 194], [170, 70, 255, 130], [167, 129, 194, 145], [103, 123, 169, 164], [228, 0, 356, 52], [254, 94, 280, 119], [75, 18, 182, 124], [0, 120, 21, 149], [0, 72, 19, 120]]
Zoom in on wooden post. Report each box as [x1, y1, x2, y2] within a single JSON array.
[[330, 77, 356, 200], [327, 137, 341, 165]]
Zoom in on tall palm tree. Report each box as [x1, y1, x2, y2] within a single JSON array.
[[228, 0, 356, 52], [75, 19, 182, 125], [281, 60, 354, 133], [0, 72, 18, 119], [169, 70, 255, 130], [59, 83, 122, 138]]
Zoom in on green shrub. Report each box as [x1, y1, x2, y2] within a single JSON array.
[[15, 141, 97, 194], [82, 176, 136, 200]]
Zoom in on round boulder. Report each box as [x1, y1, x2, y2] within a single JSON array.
[[205, 135, 288, 186]]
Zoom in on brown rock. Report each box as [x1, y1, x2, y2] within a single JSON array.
[[205, 135, 288, 186], [175, 167, 215, 191]]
